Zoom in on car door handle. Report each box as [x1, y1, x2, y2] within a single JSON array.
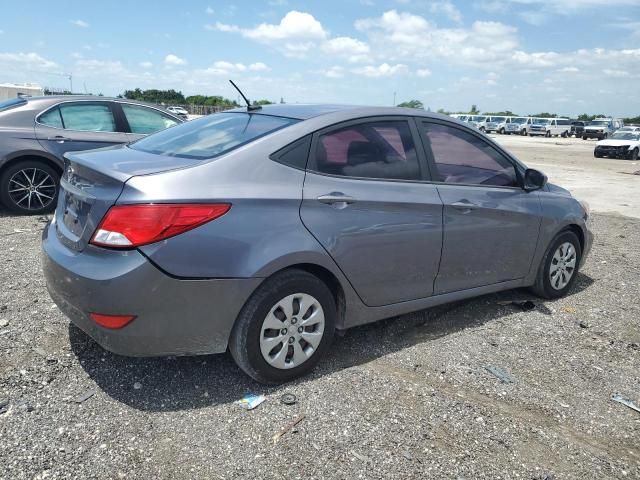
[[47, 136, 72, 143], [317, 193, 357, 205], [451, 200, 478, 213]]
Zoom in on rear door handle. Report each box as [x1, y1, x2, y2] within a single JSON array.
[[317, 193, 357, 205], [451, 200, 478, 213], [48, 136, 72, 143]]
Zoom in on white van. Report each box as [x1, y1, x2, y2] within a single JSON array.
[[485, 116, 511, 134], [505, 117, 532, 135], [528, 118, 571, 137]]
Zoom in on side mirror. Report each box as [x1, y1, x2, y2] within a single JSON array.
[[523, 168, 547, 191]]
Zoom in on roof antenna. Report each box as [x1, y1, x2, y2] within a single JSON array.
[[229, 79, 261, 111]]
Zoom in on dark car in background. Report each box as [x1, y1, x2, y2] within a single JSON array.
[[570, 121, 586, 138], [0, 96, 183, 214]]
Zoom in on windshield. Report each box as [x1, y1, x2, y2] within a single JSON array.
[[512, 117, 528, 124], [472, 116, 487, 122], [534, 118, 550, 125], [611, 131, 640, 140], [130, 112, 298, 160], [490, 117, 506, 122], [589, 120, 610, 126], [0, 97, 27, 112]]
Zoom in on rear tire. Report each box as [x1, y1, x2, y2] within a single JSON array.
[[0, 160, 60, 215], [229, 269, 336, 384], [531, 231, 582, 300]]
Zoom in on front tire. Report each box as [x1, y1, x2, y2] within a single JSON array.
[[229, 269, 336, 384], [531, 231, 582, 300], [630, 148, 639, 160], [0, 160, 60, 215]]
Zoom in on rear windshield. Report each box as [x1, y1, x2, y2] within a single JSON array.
[[130, 112, 298, 160], [0, 97, 27, 112]]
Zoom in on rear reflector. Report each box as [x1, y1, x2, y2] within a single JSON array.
[[90, 203, 231, 248], [90, 313, 137, 329]]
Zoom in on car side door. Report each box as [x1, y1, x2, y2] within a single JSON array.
[[115, 102, 181, 142], [417, 120, 542, 294], [300, 117, 443, 307], [34, 101, 129, 158]]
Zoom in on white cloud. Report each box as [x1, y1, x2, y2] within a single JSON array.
[[416, 68, 431, 77], [603, 69, 630, 78], [71, 52, 83, 59], [71, 19, 89, 28], [355, 10, 519, 66], [322, 37, 370, 63], [517, 11, 548, 26], [0, 52, 58, 69], [139, 61, 153, 68], [197, 61, 271, 76], [206, 6, 214, 14], [430, 1, 462, 23], [325, 66, 345, 78], [210, 11, 327, 57], [164, 54, 187, 66], [353, 63, 408, 77], [558, 66, 579, 73]]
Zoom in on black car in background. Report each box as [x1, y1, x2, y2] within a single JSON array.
[[0, 96, 183, 214], [570, 121, 586, 138]]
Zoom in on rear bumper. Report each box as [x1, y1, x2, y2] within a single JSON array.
[[41, 222, 261, 356]]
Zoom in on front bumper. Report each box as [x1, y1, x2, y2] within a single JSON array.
[[594, 146, 632, 158], [42, 222, 261, 356], [583, 131, 605, 139], [581, 222, 594, 268]]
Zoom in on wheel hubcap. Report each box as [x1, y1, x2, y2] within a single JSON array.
[[8, 168, 56, 211], [259, 293, 325, 370], [549, 242, 577, 290]]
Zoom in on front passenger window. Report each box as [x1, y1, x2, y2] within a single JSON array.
[[422, 122, 519, 187], [313, 121, 420, 181], [122, 104, 179, 134]]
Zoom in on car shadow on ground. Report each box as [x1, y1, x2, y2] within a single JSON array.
[[70, 273, 594, 412]]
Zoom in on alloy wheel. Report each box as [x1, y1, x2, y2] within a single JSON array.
[[259, 293, 325, 369], [7, 167, 57, 211], [549, 242, 577, 290]]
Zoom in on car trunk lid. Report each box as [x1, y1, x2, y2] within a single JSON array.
[[55, 146, 202, 252]]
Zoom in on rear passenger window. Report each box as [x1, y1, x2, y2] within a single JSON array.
[[59, 103, 117, 132], [313, 121, 420, 181], [422, 122, 518, 187]]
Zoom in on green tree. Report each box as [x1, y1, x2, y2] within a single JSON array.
[[253, 99, 274, 106], [483, 111, 518, 116], [529, 112, 557, 118], [397, 99, 424, 109], [623, 115, 640, 124]]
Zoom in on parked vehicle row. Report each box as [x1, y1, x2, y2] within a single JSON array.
[[450, 114, 624, 140], [0, 95, 184, 214]]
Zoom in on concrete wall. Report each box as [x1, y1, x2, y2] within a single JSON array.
[[0, 85, 44, 101]]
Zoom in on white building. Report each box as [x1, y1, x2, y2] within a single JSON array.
[[0, 83, 44, 101]]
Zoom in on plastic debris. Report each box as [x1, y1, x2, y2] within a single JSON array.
[[280, 393, 297, 406], [236, 393, 266, 411], [73, 389, 96, 404], [485, 366, 514, 383], [272, 415, 305, 443], [611, 393, 640, 414]]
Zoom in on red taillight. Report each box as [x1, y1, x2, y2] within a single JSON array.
[[90, 203, 231, 248], [90, 313, 137, 329]]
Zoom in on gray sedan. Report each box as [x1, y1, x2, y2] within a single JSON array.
[[41, 104, 593, 383], [0, 95, 183, 214]]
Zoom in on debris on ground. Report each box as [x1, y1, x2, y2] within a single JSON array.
[[350, 450, 371, 463], [0, 398, 8, 414], [497, 300, 536, 311], [272, 415, 306, 443], [73, 389, 96, 404], [133, 382, 142, 390], [579, 321, 590, 329], [611, 393, 640, 414], [236, 393, 266, 411], [485, 366, 514, 383], [280, 393, 297, 406]]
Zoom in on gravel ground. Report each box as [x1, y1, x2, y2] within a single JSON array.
[[0, 209, 639, 479]]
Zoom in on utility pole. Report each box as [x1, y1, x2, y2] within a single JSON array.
[[68, 73, 73, 93], [393, 91, 396, 106]]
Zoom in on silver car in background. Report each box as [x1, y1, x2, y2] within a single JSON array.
[[41, 105, 593, 383], [0, 96, 183, 214]]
